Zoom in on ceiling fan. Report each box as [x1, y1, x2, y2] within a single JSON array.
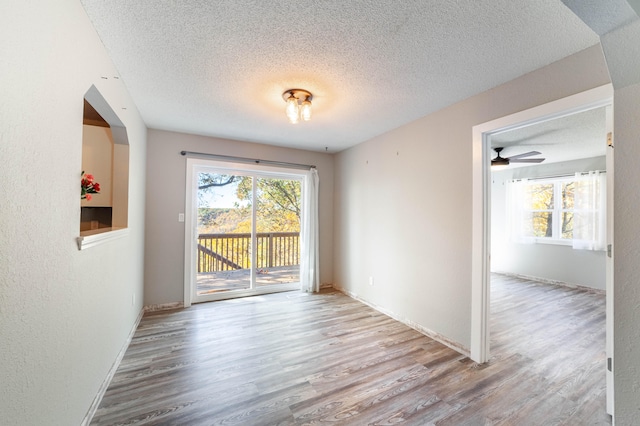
[[491, 147, 545, 167]]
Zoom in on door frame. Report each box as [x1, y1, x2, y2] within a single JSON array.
[[604, 102, 614, 416], [183, 158, 306, 307], [471, 83, 613, 357]]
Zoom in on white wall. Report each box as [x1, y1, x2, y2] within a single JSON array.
[[601, 17, 640, 421], [0, 1, 147, 424], [144, 129, 333, 306], [612, 80, 640, 425], [333, 45, 610, 353], [491, 157, 607, 290]]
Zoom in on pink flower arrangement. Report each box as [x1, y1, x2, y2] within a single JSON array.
[[81, 171, 101, 201]]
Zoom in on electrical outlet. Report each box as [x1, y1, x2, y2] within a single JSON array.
[[132, 293, 135, 306], [369, 276, 374, 286], [178, 213, 185, 222]]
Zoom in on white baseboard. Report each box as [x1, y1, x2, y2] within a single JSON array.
[[332, 284, 470, 358], [81, 308, 144, 426]]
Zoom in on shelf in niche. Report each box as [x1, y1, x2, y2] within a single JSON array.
[[77, 227, 129, 250]]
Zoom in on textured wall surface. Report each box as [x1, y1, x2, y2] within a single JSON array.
[[0, 0, 147, 424], [558, 4, 640, 420], [612, 80, 640, 425], [594, 14, 640, 423], [333, 45, 610, 351], [144, 129, 333, 306]]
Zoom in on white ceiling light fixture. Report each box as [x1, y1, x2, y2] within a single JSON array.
[[282, 89, 312, 124]]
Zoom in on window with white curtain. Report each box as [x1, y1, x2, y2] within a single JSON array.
[[506, 171, 606, 250]]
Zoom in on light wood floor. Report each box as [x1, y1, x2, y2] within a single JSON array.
[[91, 274, 609, 425]]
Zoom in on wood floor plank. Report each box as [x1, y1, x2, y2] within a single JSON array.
[[91, 274, 609, 425]]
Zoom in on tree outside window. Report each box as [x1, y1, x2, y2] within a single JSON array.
[[522, 180, 575, 240]]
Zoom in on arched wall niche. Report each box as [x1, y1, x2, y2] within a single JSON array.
[[78, 85, 130, 249]]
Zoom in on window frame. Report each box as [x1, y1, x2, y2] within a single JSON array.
[[184, 158, 309, 305], [518, 177, 575, 246]]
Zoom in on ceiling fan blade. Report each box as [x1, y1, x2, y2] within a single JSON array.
[[510, 158, 545, 163], [506, 151, 541, 160]]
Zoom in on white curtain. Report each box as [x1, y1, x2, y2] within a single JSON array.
[[572, 171, 606, 251], [300, 168, 320, 292], [506, 178, 535, 244]]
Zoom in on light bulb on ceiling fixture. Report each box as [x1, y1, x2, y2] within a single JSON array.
[[300, 97, 312, 121], [285, 93, 299, 124], [282, 89, 312, 124]]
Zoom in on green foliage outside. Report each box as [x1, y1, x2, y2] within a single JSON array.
[[525, 181, 574, 239], [197, 173, 301, 271], [235, 177, 301, 233], [198, 208, 247, 234], [198, 174, 301, 234]]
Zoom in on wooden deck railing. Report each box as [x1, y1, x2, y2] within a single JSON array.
[[197, 232, 300, 273]]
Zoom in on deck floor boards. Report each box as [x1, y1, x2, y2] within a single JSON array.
[[91, 273, 609, 425]]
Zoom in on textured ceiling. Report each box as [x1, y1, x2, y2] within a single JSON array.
[[80, 0, 600, 152], [491, 106, 607, 167]]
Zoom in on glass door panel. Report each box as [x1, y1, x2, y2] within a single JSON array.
[[196, 172, 252, 295], [255, 177, 301, 287]]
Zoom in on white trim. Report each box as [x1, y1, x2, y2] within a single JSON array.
[[81, 308, 144, 425], [77, 227, 129, 250], [511, 177, 591, 246], [471, 84, 613, 364], [194, 283, 300, 303], [605, 103, 615, 416], [250, 176, 258, 288], [183, 158, 196, 308], [528, 238, 573, 246]]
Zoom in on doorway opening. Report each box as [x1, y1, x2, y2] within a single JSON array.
[[471, 84, 614, 414], [489, 106, 608, 285]]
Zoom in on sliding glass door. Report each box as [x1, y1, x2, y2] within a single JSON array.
[[186, 160, 304, 303], [196, 172, 253, 295]]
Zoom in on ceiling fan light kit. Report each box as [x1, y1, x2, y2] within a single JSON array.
[[491, 147, 510, 168], [282, 89, 312, 124], [491, 147, 545, 168]]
